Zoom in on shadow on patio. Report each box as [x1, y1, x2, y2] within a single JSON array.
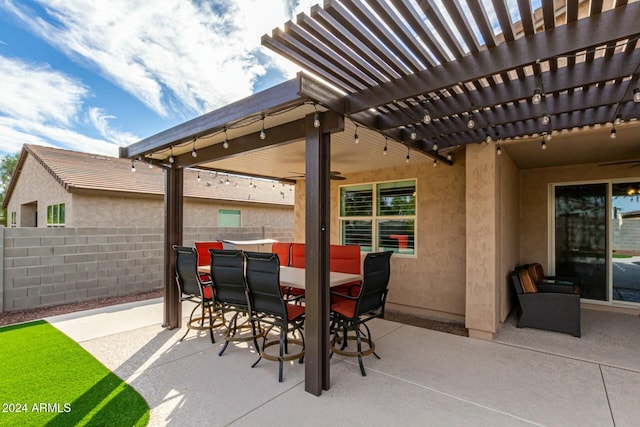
[[48, 300, 640, 426]]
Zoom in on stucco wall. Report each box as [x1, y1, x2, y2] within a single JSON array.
[[520, 163, 640, 272], [294, 151, 467, 321], [498, 150, 520, 322], [6, 156, 72, 227], [465, 144, 498, 337], [184, 198, 294, 228]]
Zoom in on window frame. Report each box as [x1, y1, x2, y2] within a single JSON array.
[[339, 178, 417, 258], [46, 203, 66, 227], [10, 211, 16, 227], [218, 208, 241, 227]]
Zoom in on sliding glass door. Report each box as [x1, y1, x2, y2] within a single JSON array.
[[554, 181, 640, 304], [554, 184, 608, 301], [612, 182, 640, 303]]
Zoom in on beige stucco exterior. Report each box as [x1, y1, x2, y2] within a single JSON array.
[[6, 153, 294, 229], [295, 149, 468, 323]]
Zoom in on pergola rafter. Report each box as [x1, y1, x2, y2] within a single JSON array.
[[263, 0, 640, 154]]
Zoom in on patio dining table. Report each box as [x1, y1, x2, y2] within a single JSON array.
[[197, 265, 361, 290]]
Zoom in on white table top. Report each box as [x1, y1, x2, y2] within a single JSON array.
[[197, 265, 361, 290], [280, 266, 361, 290]]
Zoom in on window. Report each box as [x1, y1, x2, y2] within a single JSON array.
[[10, 211, 16, 227], [46, 203, 65, 227], [340, 179, 416, 255], [218, 209, 241, 227]]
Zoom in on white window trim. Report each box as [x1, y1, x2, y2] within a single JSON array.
[[338, 178, 417, 258]]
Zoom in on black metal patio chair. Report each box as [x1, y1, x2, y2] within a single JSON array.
[[244, 251, 305, 382], [209, 249, 263, 356], [330, 251, 393, 376], [173, 245, 224, 343]]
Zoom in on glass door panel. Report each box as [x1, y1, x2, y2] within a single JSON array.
[[612, 182, 640, 303], [554, 184, 608, 300]]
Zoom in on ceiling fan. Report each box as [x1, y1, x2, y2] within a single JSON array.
[[598, 160, 640, 168], [285, 171, 346, 180]]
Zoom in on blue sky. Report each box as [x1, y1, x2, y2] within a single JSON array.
[[0, 0, 312, 157], [0, 0, 542, 158]]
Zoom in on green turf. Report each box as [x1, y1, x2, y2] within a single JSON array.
[[0, 320, 149, 427]]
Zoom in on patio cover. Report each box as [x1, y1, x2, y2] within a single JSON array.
[[121, 0, 640, 395]]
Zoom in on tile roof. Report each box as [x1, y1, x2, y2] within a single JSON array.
[[18, 145, 294, 206]]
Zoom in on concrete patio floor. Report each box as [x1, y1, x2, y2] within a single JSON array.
[[46, 299, 640, 426]]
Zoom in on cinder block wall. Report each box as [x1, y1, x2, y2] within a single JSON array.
[[1, 226, 293, 313]]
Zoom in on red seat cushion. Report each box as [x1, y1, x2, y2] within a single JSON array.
[[271, 242, 291, 266], [286, 303, 305, 321], [329, 244, 361, 274], [194, 241, 224, 266], [202, 285, 213, 300], [330, 297, 356, 319], [290, 243, 306, 268]]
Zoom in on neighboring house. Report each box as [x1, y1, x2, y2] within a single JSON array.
[[2, 144, 294, 229]]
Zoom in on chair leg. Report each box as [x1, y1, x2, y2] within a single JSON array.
[[362, 321, 380, 360], [278, 328, 285, 382], [180, 303, 201, 342], [207, 304, 215, 344], [355, 327, 366, 376]]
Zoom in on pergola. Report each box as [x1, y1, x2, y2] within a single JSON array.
[[121, 0, 640, 395]]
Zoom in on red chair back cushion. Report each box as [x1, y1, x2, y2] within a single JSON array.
[[194, 241, 224, 266], [271, 242, 291, 266], [330, 245, 361, 274], [290, 243, 306, 268]]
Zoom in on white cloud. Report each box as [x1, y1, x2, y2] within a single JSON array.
[[0, 55, 86, 126], [2, 0, 311, 118], [0, 116, 119, 156], [0, 54, 121, 156], [87, 107, 139, 146]]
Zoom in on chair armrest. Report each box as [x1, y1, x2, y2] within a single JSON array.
[[536, 283, 575, 294], [330, 291, 358, 301]]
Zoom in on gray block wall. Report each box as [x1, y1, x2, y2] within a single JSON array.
[[1, 225, 293, 313]]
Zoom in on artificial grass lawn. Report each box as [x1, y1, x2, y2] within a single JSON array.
[[0, 320, 149, 427]]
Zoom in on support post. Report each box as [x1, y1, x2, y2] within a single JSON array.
[[163, 166, 184, 329], [304, 113, 331, 395]]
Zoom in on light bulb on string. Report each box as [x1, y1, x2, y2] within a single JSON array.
[[131, 160, 136, 172], [542, 113, 550, 125], [191, 139, 197, 157], [354, 124, 360, 144], [610, 128, 617, 139], [410, 127, 417, 140], [260, 116, 266, 140], [313, 104, 320, 128], [383, 137, 388, 155], [223, 128, 229, 149], [532, 88, 542, 104]]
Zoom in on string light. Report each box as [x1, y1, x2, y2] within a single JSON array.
[[542, 113, 550, 125], [131, 160, 136, 172], [313, 104, 320, 128], [541, 139, 547, 150], [634, 87, 640, 103], [485, 134, 492, 143], [223, 128, 229, 149], [545, 132, 552, 141], [496, 144, 502, 156], [433, 159, 438, 167], [614, 114, 622, 126], [354, 124, 360, 144], [432, 142, 438, 151], [191, 138, 197, 157], [197, 171, 201, 182], [168, 146, 174, 164], [423, 105, 431, 124], [610, 127, 617, 139], [410, 127, 417, 140], [532, 88, 542, 104], [466, 113, 474, 129], [260, 116, 266, 140], [383, 137, 388, 155], [405, 146, 410, 163], [447, 153, 453, 161]]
